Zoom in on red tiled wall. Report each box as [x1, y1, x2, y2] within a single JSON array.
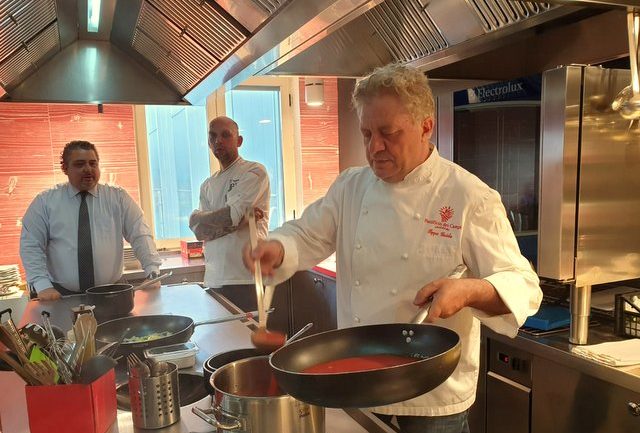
[[298, 78, 339, 207], [0, 103, 139, 270]]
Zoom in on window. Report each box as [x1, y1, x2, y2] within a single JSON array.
[[225, 87, 286, 230], [144, 106, 210, 240]]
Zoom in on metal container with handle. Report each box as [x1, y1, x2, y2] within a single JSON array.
[[268, 266, 466, 408], [76, 272, 173, 319], [193, 356, 325, 433]]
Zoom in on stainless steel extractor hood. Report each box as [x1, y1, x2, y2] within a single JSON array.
[[0, 0, 279, 104], [0, 0, 634, 104]]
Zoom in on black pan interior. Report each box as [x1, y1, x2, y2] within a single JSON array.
[[271, 323, 459, 373], [86, 284, 132, 295], [95, 315, 193, 344]]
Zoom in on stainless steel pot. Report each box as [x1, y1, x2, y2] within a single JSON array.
[[193, 356, 324, 433]]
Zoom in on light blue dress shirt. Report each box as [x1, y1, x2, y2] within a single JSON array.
[[20, 183, 162, 293]]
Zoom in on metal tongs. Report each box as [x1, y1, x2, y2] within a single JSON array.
[[412, 265, 467, 324]]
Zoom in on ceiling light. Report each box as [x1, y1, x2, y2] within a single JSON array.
[[258, 119, 272, 124], [87, 0, 101, 33], [305, 78, 324, 107]]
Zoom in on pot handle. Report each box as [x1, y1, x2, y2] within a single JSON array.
[[133, 271, 173, 292], [412, 264, 467, 324], [192, 406, 242, 431]]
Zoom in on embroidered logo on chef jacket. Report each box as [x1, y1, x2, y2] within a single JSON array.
[[228, 178, 240, 192], [424, 206, 461, 239]]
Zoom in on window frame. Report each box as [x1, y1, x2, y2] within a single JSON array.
[[134, 75, 302, 249]]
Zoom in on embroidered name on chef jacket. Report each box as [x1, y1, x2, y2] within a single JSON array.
[[424, 206, 461, 239]]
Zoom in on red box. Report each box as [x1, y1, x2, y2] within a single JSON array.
[[181, 240, 203, 259], [25, 368, 117, 433]]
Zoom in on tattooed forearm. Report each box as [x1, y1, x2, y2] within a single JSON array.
[[189, 207, 237, 241]]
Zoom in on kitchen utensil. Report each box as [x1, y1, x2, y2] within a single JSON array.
[[270, 266, 466, 407], [129, 361, 180, 429], [69, 272, 173, 320], [194, 356, 324, 433], [253, 322, 313, 355], [0, 326, 30, 365], [247, 209, 266, 329], [74, 313, 97, 362], [79, 355, 117, 384], [24, 360, 57, 386], [0, 308, 29, 360], [0, 350, 39, 385], [612, 9, 640, 120], [95, 310, 265, 356], [270, 324, 460, 408], [20, 323, 50, 349]]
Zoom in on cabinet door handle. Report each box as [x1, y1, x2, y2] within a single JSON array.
[[628, 402, 640, 416], [313, 277, 325, 288]]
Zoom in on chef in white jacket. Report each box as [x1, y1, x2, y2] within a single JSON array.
[[243, 63, 542, 433]]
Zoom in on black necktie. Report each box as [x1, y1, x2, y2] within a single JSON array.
[[78, 192, 95, 291]]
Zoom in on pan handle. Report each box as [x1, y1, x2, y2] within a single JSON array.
[[412, 264, 467, 324], [193, 308, 273, 327], [192, 406, 242, 431]]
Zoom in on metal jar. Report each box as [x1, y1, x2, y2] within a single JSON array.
[[129, 361, 180, 429], [193, 356, 324, 433]]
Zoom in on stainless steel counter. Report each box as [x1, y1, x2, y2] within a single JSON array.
[[484, 323, 640, 393], [1, 284, 394, 433]]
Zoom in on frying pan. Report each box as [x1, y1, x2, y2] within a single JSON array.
[[95, 311, 259, 355], [269, 323, 460, 408]]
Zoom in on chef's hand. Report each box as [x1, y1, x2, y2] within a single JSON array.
[[413, 278, 505, 322], [37, 287, 62, 301], [242, 239, 284, 277]]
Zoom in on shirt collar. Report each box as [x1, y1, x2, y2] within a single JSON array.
[[67, 183, 98, 198], [219, 156, 243, 174]]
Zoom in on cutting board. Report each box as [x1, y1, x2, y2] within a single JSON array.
[[524, 305, 570, 331]]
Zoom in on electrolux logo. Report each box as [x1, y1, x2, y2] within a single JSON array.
[[476, 82, 525, 101]]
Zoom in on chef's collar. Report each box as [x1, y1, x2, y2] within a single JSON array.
[[219, 156, 242, 174], [68, 183, 98, 198], [399, 144, 439, 184]]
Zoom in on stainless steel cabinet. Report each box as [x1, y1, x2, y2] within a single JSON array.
[[532, 357, 640, 433], [486, 339, 532, 433], [290, 270, 337, 335]]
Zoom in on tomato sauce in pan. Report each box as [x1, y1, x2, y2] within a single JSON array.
[[303, 354, 418, 374]]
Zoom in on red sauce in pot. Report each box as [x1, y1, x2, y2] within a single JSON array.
[[303, 354, 418, 374]]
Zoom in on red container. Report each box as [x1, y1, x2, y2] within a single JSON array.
[[25, 368, 117, 433], [181, 240, 203, 259]]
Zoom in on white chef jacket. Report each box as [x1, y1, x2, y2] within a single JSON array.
[[200, 157, 270, 288], [20, 183, 161, 293], [269, 147, 542, 416]]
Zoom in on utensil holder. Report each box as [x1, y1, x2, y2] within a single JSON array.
[[25, 368, 116, 433], [129, 361, 180, 429]]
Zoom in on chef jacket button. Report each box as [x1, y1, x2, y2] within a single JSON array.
[[354, 316, 361, 323], [391, 289, 398, 295], [363, 209, 369, 215], [401, 253, 409, 260], [356, 243, 362, 250], [414, 213, 421, 220], [354, 280, 360, 286]]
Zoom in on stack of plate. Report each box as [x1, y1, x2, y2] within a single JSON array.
[[0, 264, 21, 296]]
